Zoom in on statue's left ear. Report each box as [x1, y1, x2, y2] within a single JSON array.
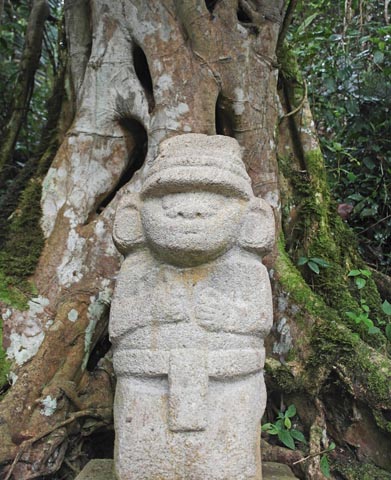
[[238, 198, 275, 257]]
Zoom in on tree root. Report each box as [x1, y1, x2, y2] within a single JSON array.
[[4, 408, 111, 480]]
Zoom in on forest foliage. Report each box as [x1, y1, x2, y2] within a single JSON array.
[[290, 0, 391, 274]]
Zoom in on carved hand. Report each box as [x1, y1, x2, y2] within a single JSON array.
[[195, 288, 247, 332]]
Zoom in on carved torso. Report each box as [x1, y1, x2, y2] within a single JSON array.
[[110, 248, 272, 351]]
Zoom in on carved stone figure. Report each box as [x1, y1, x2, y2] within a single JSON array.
[[110, 134, 275, 480]]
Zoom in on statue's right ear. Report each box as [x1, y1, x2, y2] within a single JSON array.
[[113, 192, 145, 255], [238, 198, 275, 257]]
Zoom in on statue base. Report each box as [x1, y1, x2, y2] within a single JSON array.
[[75, 459, 299, 480]]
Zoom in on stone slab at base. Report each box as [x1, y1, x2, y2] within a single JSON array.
[[262, 462, 299, 479], [74, 459, 299, 480], [75, 459, 115, 480]]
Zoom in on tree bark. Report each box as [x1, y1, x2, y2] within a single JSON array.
[[1, 1, 390, 479]]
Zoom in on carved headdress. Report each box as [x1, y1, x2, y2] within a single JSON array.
[[141, 134, 253, 199]]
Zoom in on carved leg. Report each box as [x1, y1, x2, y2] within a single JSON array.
[[113, 372, 265, 480]]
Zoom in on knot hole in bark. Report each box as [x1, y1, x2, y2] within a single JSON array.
[[205, 0, 219, 13], [86, 333, 111, 371], [237, 2, 253, 23], [215, 94, 235, 138], [96, 119, 147, 212], [133, 43, 155, 113]]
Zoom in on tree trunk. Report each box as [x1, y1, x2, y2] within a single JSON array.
[[1, 1, 390, 479], [0, 0, 50, 175]]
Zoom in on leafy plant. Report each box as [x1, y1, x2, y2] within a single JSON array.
[[298, 256, 330, 274], [346, 299, 381, 335], [320, 442, 336, 478], [347, 268, 372, 289], [262, 404, 306, 450]]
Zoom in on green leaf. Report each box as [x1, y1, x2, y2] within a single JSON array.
[[374, 50, 384, 63], [348, 194, 363, 201], [362, 316, 373, 328], [277, 430, 296, 450], [261, 423, 273, 431], [290, 429, 306, 443], [308, 261, 320, 274], [368, 326, 381, 335], [385, 324, 391, 341], [355, 278, 366, 289], [297, 12, 319, 34], [275, 419, 284, 430], [320, 455, 331, 478], [348, 270, 361, 277], [360, 270, 372, 278], [262, 423, 279, 435], [361, 303, 370, 313], [285, 404, 297, 418], [284, 417, 292, 429], [328, 442, 336, 451], [297, 257, 308, 266], [310, 258, 330, 267], [382, 300, 391, 316]]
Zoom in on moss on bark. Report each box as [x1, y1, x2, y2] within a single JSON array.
[[0, 179, 44, 279], [335, 460, 391, 480], [268, 41, 391, 476]]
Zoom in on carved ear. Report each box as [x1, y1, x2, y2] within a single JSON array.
[[113, 193, 145, 255], [238, 198, 275, 256]]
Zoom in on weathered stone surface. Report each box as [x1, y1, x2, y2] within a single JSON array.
[[75, 459, 115, 480], [110, 134, 275, 479], [262, 462, 299, 479]]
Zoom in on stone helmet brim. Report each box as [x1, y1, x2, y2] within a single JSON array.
[[141, 134, 253, 199]]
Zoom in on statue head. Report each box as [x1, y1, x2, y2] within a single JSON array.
[[113, 134, 274, 267]]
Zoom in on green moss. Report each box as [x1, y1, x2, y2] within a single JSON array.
[[278, 147, 387, 347], [335, 460, 391, 480], [276, 235, 391, 417], [278, 42, 300, 80], [265, 358, 304, 394], [362, 353, 391, 405], [0, 177, 40, 387], [0, 271, 35, 310], [0, 179, 45, 279], [276, 237, 336, 322]]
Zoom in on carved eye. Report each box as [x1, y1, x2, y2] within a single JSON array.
[[162, 197, 176, 210]]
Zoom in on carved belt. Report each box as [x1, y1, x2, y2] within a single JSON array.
[[114, 348, 265, 432]]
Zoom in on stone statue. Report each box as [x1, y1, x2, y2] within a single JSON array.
[[110, 134, 275, 480]]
